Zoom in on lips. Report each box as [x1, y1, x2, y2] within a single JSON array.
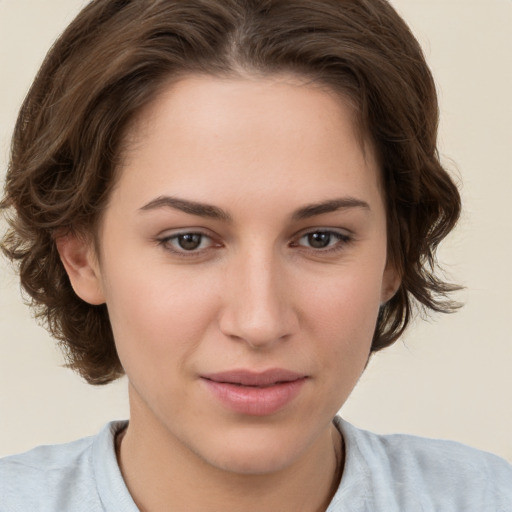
[[200, 369, 308, 416], [202, 368, 306, 387]]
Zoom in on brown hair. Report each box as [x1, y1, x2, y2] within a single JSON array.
[[1, 0, 461, 384]]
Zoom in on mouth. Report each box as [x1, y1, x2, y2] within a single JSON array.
[[200, 369, 308, 416], [201, 368, 307, 387]]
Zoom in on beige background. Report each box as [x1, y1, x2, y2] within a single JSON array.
[[1, 0, 511, 461]]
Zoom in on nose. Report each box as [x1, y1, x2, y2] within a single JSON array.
[[218, 248, 298, 349]]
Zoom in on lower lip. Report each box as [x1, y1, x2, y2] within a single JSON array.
[[202, 378, 307, 416]]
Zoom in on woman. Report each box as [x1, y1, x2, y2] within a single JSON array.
[[1, 0, 511, 510]]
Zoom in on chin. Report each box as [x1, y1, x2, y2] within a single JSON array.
[[206, 446, 300, 476], [189, 422, 313, 476]]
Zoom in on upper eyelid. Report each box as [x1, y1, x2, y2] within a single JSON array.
[[294, 226, 352, 239], [156, 229, 214, 244], [157, 227, 215, 239]]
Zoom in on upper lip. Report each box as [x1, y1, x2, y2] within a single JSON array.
[[201, 369, 307, 387]]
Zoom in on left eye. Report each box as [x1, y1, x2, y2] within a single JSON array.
[[161, 232, 212, 252], [297, 231, 349, 250]]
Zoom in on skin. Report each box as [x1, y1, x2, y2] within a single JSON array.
[[58, 74, 399, 512]]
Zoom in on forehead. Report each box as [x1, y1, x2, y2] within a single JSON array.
[[128, 73, 368, 151], [115, 74, 382, 211]]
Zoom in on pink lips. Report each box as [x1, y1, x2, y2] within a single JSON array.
[[201, 369, 308, 416]]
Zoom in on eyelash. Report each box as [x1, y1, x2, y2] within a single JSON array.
[[157, 231, 220, 257], [291, 230, 352, 254], [156, 229, 353, 257]]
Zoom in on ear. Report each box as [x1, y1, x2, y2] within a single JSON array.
[[55, 233, 106, 305], [380, 261, 401, 304]]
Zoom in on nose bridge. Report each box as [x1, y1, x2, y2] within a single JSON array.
[[220, 241, 295, 347]]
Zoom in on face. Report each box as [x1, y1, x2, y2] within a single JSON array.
[[63, 75, 398, 474]]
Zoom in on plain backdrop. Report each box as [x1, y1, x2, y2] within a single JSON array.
[[1, 0, 511, 461]]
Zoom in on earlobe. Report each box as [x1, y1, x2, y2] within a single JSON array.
[[55, 233, 106, 305], [380, 263, 401, 304]]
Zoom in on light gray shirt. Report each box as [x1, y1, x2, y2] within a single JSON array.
[[1, 417, 511, 511]]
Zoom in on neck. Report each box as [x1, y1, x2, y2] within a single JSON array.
[[117, 392, 343, 512]]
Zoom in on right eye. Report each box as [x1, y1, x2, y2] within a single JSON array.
[[158, 232, 215, 254]]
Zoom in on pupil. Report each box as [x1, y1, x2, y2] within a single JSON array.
[[178, 234, 202, 250], [308, 232, 331, 248]]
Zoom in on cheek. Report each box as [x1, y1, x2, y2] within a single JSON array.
[[102, 261, 221, 372], [298, 262, 384, 374], [303, 264, 383, 332]]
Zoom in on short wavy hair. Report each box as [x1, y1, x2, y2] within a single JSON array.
[[1, 0, 461, 384]]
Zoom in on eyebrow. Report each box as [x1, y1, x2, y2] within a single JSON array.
[[291, 197, 370, 221], [139, 195, 370, 221], [139, 196, 232, 221]]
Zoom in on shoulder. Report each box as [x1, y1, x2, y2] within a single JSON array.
[[331, 417, 512, 512], [0, 421, 129, 512]]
